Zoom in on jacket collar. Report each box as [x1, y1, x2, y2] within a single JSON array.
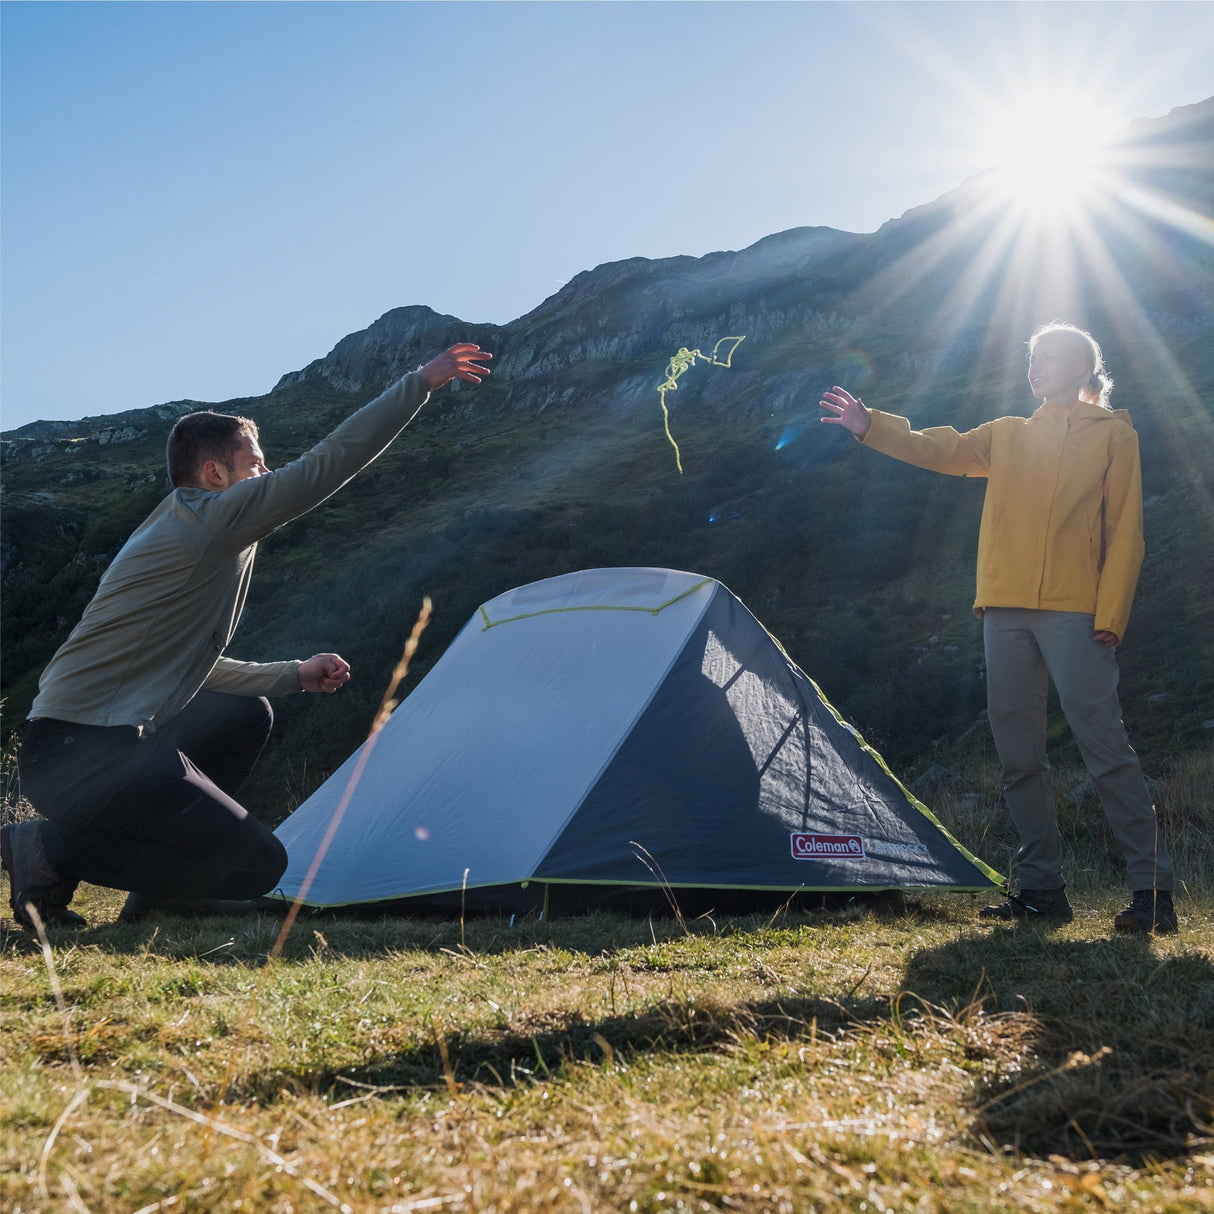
[[1033, 399, 1133, 429]]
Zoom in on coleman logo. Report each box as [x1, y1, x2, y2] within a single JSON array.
[[790, 833, 866, 860]]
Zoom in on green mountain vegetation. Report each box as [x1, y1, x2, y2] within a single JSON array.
[[3, 101, 1211, 826]]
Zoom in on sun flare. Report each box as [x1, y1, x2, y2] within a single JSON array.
[[976, 89, 1124, 221]]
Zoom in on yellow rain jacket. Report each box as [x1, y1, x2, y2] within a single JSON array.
[[861, 400, 1145, 641]]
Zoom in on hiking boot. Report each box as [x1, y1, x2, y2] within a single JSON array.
[[979, 887, 1074, 924], [0, 822, 86, 930], [117, 891, 272, 923], [1113, 889, 1178, 935]]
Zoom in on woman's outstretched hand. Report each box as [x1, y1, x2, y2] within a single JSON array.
[[819, 386, 872, 438]]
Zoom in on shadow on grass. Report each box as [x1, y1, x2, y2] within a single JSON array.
[[222, 912, 1206, 1163], [237, 986, 898, 1110], [903, 930, 1214, 1161]]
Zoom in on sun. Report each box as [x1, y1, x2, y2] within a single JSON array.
[[975, 88, 1125, 222]]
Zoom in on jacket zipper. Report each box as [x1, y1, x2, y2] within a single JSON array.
[[1034, 413, 1071, 607]]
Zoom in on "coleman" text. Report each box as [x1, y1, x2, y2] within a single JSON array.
[[790, 833, 867, 860]]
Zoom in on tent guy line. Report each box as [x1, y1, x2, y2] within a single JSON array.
[[656, 336, 746, 473]]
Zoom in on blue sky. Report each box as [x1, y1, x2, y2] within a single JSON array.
[[3, 1, 1212, 429]]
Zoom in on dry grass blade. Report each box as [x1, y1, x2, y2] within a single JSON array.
[[628, 839, 689, 933], [370, 596, 434, 735], [37, 1085, 91, 1203], [129, 1198, 180, 1214], [25, 903, 83, 1086], [95, 1080, 351, 1212], [269, 597, 432, 960]]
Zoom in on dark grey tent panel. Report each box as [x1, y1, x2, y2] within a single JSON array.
[[536, 582, 997, 891]]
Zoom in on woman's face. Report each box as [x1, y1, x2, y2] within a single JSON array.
[[1028, 335, 1091, 403]]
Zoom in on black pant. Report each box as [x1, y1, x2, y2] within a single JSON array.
[[19, 693, 287, 899]]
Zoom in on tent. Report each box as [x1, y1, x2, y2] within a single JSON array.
[[272, 567, 1003, 914]]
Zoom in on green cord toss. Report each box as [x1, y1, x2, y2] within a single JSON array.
[[656, 335, 746, 472]]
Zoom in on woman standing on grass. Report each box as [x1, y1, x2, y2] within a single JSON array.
[[819, 322, 1176, 933]]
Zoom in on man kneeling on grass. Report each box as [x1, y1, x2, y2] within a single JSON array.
[[3, 343, 491, 929]]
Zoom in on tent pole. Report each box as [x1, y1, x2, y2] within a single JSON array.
[[541, 884, 550, 921]]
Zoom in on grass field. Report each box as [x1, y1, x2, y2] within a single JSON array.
[[3, 758, 1212, 1213]]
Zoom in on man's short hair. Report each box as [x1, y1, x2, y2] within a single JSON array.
[[166, 412, 259, 488]]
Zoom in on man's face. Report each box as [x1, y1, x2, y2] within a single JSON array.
[[215, 435, 268, 489]]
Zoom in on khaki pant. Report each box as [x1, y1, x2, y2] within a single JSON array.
[[983, 608, 1173, 892]]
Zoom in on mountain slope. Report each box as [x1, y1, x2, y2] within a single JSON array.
[[4, 101, 1211, 820]]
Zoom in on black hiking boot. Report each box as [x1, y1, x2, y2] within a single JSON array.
[[117, 891, 278, 923], [0, 822, 86, 930], [1113, 889, 1178, 935], [979, 887, 1073, 924]]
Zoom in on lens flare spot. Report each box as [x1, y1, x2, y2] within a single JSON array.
[[835, 349, 875, 389], [414, 826, 431, 842], [776, 420, 810, 451]]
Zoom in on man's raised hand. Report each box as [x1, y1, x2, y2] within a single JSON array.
[[419, 344, 493, 392]]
